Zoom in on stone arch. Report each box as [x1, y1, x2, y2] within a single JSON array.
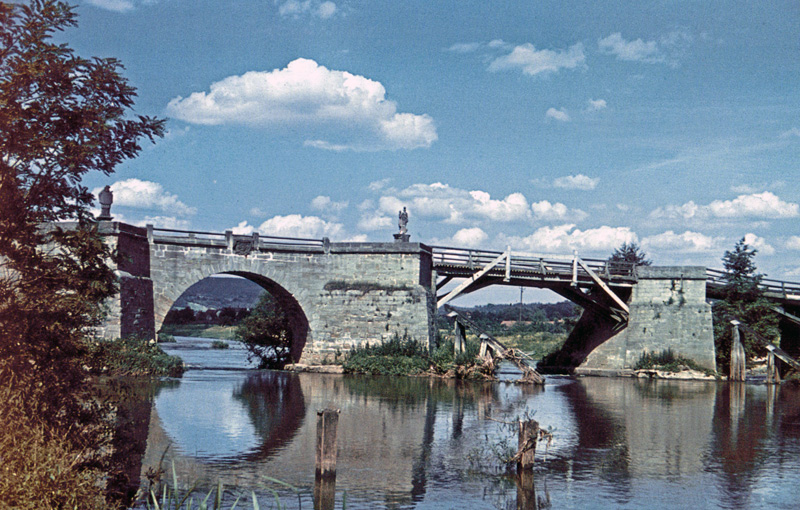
[[152, 263, 313, 364]]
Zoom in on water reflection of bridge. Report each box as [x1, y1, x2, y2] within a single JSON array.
[[136, 371, 800, 508]]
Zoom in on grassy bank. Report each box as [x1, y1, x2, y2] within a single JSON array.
[[343, 334, 494, 379], [494, 331, 568, 360], [84, 337, 184, 377], [159, 323, 238, 340]]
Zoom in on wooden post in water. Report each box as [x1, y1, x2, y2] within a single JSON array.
[[515, 470, 536, 510], [517, 419, 539, 471], [314, 408, 339, 510], [454, 321, 466, 356], [315, 408, 339, 477], [729, 321, 746, 382], [766, 352, 781, 385]]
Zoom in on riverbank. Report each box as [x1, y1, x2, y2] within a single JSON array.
[[0, 337, 183, 509], [158, 323, 239, 339]]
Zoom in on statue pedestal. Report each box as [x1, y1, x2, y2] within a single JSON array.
[[393, 233, 410, 243]]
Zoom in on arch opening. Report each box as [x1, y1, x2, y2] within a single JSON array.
[[158, 272, 310, 367]]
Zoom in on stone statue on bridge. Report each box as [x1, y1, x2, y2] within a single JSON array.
[[394, 207, 410, 243], [97, 185, 113, 221], [398, 207, 409, 234]]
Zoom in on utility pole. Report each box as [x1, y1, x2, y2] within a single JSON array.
[[519, 287, 524, 323]]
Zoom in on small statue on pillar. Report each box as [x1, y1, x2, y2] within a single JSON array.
[[97, 185, 113, 221], [394, 206, 410, 243]]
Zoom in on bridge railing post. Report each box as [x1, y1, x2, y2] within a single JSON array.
[[225, 230, 233, 252], [252, 231, 259, 251], [146, 224, 153, 243], [323, 237, 330, 254]]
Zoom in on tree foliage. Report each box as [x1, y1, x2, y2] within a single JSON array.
[[0, 2, 164, 504], [608, 242, 652, 266], [235, 292, 293, 369], [712, 237, 779, 370]]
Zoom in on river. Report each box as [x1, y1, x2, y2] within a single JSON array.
[[128, 336, 800, 509]]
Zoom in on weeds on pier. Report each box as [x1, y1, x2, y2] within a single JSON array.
[[342, 332, 492, 378], [634, 349, 716, 376]]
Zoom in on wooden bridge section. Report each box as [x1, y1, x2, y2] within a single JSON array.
[[431, 246, 636, 326]]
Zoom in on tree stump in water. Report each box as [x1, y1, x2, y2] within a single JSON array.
[[517, 419, 539, 471]]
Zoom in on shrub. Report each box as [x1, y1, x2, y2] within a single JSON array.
[[634, 349, 716, 376], [343, 332, 492, 378], [158, 333, 177, 343], [0, 367, 111, 509], [211, 340, 229, 349], [83, 337, 184, 377]]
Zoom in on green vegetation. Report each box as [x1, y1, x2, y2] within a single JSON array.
[[712, 238, 779, 371], [160, 323, 239, 340], [211, 340, 230, 349], [343, 332, 493, 379], [436, 302, 577, 360], [84, 337, 184, 377], [608, 241, 652, 266], [634, 349, 716, 377], [323, 280, 411, 293], [158, 333, 177, 343], [0, 2, 165, 506], [139, 463, 300, 510], [236, 293, 292, 369]]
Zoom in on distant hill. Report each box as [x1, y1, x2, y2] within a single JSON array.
[[173, 276, 264, 311]]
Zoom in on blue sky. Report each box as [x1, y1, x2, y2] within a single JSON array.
[[70, 0, 799, 299]]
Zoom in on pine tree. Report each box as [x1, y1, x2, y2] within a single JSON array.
[[712, 237, 779, 369]]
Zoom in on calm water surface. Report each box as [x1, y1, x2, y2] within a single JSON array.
[[134, 337, 800, 509]]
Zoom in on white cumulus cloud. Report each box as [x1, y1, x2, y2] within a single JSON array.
[[258, 214, 344, 239], [451, 227, 488, 248], [786, 236, 800, 250], [357, 211, 393, 231], [598, 33, 662, 63], [167, 58, 437, 151], [743, 233, 775, 255], [501, 224, 637, 254], [374, 182, 587, 226], [489, 42, 586, 76], [95, 179, 196, 217], [553, 174, 599, 190], [546, 107, 570, 122], [278, 1, 337, 19], [531, 200, 586, 221], [86, 0, 135, 12], [311, 195, 348, 212], [586, 98, 607, 111], [651, 192, 799, 220], [641, 230, 721, 253]]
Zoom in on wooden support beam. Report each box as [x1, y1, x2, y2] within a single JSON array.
[[437, 250, 508, 308], [436, 275, 454, 291], [772, 306, 800, 326], [504, 245, 511, 282], [766, 352, 781, 385], [576, 257, 630, 315], [735, 319, 800, 372]]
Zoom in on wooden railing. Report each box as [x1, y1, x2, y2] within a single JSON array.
[[429, 245, 638, 282], [706, 268, 800, 298]]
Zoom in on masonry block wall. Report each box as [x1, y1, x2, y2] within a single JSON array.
[[147, 239, 435, 363], [94, 222, 155, 340], [577, 266, 716, 374]]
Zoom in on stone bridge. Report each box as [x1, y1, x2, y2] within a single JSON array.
[[90, 222, 800, 372]]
